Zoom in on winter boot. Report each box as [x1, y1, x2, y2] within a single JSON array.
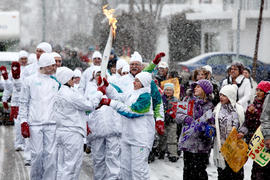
[[168, 156, 179, 163], [148, 151, 155, 163], [158, 151, 165, 159]]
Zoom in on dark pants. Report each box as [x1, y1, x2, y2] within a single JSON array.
[[251, 161, 270, 180], [217, 162, 244, 180], [183, 151, 208, 180]]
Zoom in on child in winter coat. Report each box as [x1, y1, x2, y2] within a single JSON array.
[[176, 79, 214, 180], [213, 84, 245, 180], [238, 81, 270, 180], [158, 83, 179, 162], [99, 71, 163, 180]]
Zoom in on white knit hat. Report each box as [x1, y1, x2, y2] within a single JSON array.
[[18, 50, 28, 59], [122, 65, 130, 74], [203, 65, 212, 74], [130, 51, 142, 63], [116, 59, 128, 71], [36, 42, 52, 53], [220, 84, 238, 106], [135, 72, 152, 88], [159, 61, 168, 68], [28, 53, 37, 64], [51, 52, 61, 58], [38, 53, 56, 67], [56, 67, 74, 84], [73, 69, 82, 78], [92, 51, 102, 59]]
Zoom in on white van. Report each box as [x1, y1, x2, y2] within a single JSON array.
[[0, 52, 18, 90]]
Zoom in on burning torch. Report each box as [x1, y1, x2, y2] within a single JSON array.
[[100, 5, 117, 78]]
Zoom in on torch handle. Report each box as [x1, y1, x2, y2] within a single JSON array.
[[101, 26, 113, 78]]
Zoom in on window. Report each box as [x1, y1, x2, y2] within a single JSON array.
[[207, 55, 232, 65], [204, 33, 220, 53], [232, 55, 253, 66]]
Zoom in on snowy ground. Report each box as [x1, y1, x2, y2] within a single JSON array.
[[0, 126, 253, 180], [149, 152, 253, 180]]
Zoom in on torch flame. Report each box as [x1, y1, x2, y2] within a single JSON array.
[[103, 5, 117, 38]]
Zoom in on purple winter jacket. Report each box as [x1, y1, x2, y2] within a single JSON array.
[[175, 96, 214, 153]]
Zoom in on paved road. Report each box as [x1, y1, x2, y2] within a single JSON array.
[[0, 126, 94, 180], [0, 125, 253, 180]]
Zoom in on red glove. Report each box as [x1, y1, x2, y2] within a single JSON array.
[[0, 66, 8, 80], [10, 106, 19, 121], [97, 76, 102, 86], [97, 77, 109, 95], [100, 98, 111, 106], [87, 122, 91, 136], [21, 122, 30, 138], [155, 120, 165, 135], [152, 52, 166, 65], [11, 62, 21, 79], [3, 102, 9, 110]]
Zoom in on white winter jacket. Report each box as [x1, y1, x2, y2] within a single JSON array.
[[107, 86, 155, 149], [85, 81, 122, 139], [21, 62, 39, 78], [19, 72, 60, 125], [117, 73, 134, 93], [2, 66, 27, 107], [222, 75, 251, 110], [51, 85, 102, 137], [108, 73, 121, 85]]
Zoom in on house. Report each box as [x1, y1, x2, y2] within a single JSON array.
[[115, 0, 270, 64], [186, 0, 270, 63]]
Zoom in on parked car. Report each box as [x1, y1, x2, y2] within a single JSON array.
[[178, 52, 270, 82]]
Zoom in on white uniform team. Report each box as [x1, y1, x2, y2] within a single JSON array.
[[1, 42, 165, 180]]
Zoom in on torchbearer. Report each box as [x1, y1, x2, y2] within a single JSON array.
[[53, 67, 102, 180], [20, 53, 58, 180], [99, 72, 157, 179]]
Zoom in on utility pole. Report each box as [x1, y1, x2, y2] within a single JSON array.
[[252, 0, 264, 79], [42, 0, 46, 41], [236, 0, 242, 60]]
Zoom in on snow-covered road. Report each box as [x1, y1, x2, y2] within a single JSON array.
[[0, 126, 253, 180]]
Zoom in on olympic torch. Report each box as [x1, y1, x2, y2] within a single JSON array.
[[101, 5, 117, 78]]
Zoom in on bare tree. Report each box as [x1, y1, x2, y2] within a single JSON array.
[[127, 0, 164, 21]]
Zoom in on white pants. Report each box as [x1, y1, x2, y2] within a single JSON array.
[[56, 130, 83, 180], [29, 125, 57, 180], [121, 143, 150, 180], [14, 117, 24, 149], [91, 136, 121, 180], [24, 138, 31, 162]]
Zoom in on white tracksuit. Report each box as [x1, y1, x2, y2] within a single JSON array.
[[78, 65, 98, 94], [85, 81, 122, 180], [20, 62, 39, 164], [2, 66, 27, 150], [50, 85, 102, 180], [106, 85, 155, 180], [19, 71, 59, 180]]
